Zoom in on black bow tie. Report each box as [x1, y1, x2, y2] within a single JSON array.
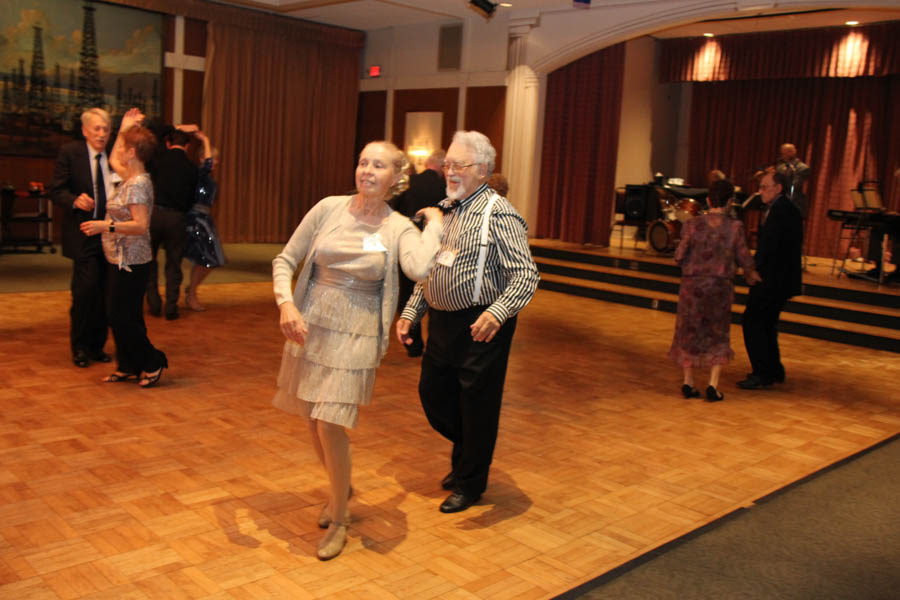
[[439, 199, 458, 213]]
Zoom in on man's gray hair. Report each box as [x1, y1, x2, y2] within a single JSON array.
[[81, 108, 111, 127], [425, 149, 446, 170], [452, 130, 496, 175]]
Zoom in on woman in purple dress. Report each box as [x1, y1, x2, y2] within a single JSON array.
[[668, 180, 761, 402]]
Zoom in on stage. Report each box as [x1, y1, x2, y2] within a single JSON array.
[[1, 254, 898, 597]]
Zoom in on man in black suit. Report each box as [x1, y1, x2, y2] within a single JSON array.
[[392, 149, 446, 356], [146, 129, 198, 320], [50, 108, 114, 368], [738, 170, 803, 389]]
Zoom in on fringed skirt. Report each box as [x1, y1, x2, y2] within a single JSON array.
[[272, 272, 382, 429]]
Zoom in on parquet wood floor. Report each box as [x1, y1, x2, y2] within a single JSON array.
[[1, 282, 898, 599]]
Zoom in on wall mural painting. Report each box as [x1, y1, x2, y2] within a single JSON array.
[[1, 0, 163, 157]]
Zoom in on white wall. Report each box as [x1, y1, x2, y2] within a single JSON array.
[[360, 16, 509, 92], [614, 37, 655, 189]]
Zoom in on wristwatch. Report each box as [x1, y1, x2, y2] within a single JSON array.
[[108, 222, 115, 233]]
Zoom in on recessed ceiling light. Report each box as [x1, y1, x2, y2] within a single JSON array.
[[499, 2, 512, 6], [845, 21, 859, 26], [703, 33, 715, 38]]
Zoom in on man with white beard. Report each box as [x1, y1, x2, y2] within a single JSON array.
[[396, 130, 539, 513]]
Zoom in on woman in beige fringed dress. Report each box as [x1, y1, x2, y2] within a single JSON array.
[[272, 141, 443, 560]]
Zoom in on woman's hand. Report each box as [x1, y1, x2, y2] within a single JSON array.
[[120, 108, 145, 132], [279, 302, 308, 344], [79, 220, 108, 236], [417, 206, 443, 226]]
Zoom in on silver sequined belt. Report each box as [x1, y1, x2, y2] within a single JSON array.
[[311, 264, 383, 294]]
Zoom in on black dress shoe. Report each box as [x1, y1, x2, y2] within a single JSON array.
[[737, 375, 772, 390], [705, 385, 724, 402], [165, 307, 179, 321], [681, 384, 701, 399], [89, 350, 112, 363], [73, 349, 90, 368], [440, 472, 456, 491], [439, 491, 480, 513]]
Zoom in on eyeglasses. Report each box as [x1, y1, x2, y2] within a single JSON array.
[[442, 162, 477, 173]]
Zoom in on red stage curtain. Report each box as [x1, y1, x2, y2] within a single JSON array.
[[537, 43, 625, 245], [660, 22, 900, 82], [204, 22, 362, 242], [689, 76, 900, 258]]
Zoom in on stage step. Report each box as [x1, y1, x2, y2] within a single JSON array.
[[531, 245, 900, 353]]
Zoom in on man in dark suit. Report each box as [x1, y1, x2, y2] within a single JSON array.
[[146, 129, 198, 320], [738, 170, 803, 389], [392, 149, 446, 356], [50, 108, 114, 368]]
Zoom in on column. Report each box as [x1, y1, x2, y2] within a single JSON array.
[[501, 15, 543, 231]]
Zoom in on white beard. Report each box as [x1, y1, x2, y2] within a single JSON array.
[[446, 178, 466, 200]]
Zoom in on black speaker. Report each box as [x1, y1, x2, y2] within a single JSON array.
[[624, 185, 650, 220]]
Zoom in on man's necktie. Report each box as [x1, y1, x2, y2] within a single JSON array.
[[94, 153, 107, 219]]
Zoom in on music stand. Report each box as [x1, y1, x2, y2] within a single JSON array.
[[862, 188, 883, 211]]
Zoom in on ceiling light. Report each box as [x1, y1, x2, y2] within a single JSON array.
[[499, 2, 513, 6], [845, 21, 859, 26], [703, 33, 715, 38]]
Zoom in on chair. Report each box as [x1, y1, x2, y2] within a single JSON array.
[[609, 186, 643, 249], [830, 190, 873, 276]]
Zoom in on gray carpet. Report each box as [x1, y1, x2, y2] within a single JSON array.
[[563, 435, 900, 600]]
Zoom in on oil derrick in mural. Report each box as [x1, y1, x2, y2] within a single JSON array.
[[2, 75, 10, 113], [68, 69, 77, 108], [27, 26, 48, 120], [77, 4, 104, 112], [50, 64, 63, 116], [13, 60, 28, 113]]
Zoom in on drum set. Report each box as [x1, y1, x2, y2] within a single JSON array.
[[646, 195, 702, 253]]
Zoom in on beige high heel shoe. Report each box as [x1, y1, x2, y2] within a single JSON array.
[[318, 486, 353, 529], [316, 521, 348, 561]]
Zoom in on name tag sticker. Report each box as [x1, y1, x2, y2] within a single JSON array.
[[363, 233, 387, 252], [437, 250, 457, 267]]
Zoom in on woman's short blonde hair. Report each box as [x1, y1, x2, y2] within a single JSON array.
[[363, 141, 410, 199]]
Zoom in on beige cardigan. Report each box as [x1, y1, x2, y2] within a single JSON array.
[[273, 195, 441, 359]]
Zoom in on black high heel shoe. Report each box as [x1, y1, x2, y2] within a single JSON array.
[[681, 384, 701, 399], [139, 367, 165, 388], [705, 385, 724, 402], [139, 357, 168, 389]]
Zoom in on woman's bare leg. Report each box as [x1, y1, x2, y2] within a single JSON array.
[[186, 265, 212, 311], [315, 419, 351, 559]]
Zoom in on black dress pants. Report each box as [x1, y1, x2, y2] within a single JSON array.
[[107, 262, 167, 375], [147, 207, 187, 311], [69, 251, 108, 355], [742, 286, 787, 384], [420, 307, 517, 497]]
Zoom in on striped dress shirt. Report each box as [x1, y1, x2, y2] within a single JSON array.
[[401, 183, 539, 325]]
